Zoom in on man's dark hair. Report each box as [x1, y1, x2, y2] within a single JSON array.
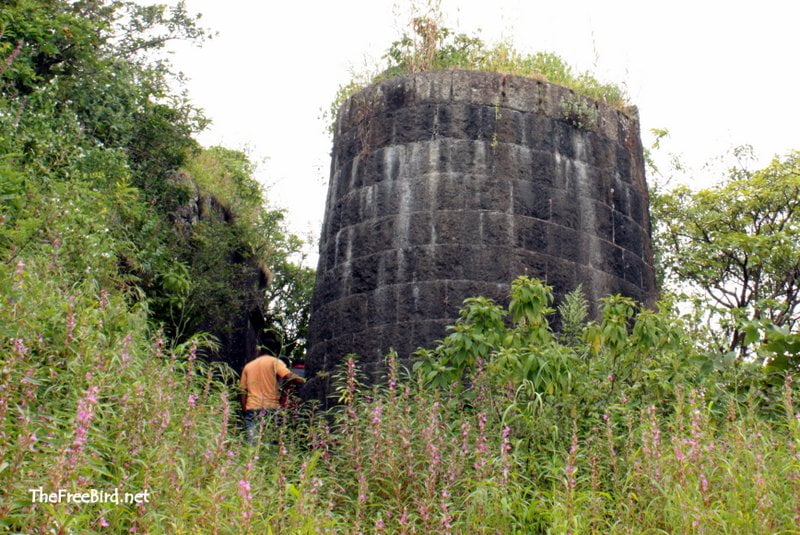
[[278, 355, 291, 368]]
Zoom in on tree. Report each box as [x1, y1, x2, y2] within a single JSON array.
[[1, 1, 315, 365], [653, 151, 800, 355], [259, 210, 315, 362]]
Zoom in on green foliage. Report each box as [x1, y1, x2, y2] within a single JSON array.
[[1, 0, 313, 361], [2, 246, 799, 532], [557, 284, 589, 348], [560, 93, 599, 130], [653, 151, 800, 357], [327, 15, 629, 133]]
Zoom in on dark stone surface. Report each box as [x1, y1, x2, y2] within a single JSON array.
[[306, 70, 657, 392]]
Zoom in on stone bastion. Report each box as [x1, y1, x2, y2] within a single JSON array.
[[306, 70, 656, 390]]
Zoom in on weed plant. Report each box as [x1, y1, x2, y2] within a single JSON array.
[[326, 16, 629, 134], [3, 259, 799, 531]]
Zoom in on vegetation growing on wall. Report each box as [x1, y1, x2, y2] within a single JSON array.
[[326, 13, 629, 134]]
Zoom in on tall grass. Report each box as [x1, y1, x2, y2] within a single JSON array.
[[3, 252, 799, 534]]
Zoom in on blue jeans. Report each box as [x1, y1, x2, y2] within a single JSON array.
[[243, 409, 278, 445]]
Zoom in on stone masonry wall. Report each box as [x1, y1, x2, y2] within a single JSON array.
[[306, 70, 656, 390]]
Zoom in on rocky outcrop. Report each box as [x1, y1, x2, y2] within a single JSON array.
[[168, 171, 269, 372]]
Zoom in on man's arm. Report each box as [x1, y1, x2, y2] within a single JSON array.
[[276, 360, 305, 386], [284, 373, 306, 386]]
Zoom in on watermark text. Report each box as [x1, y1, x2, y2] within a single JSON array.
[[29, 487, 150, 505]]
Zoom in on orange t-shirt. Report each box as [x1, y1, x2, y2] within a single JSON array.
[[240, 356, 291, 410]]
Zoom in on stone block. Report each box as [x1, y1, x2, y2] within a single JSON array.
[[375, 181, 401, 216], [616, 144, 632, 183], [408, 212, 433, 246], [586, 165, 611, 202], [515, 216, 548, 251], [548, 224, 580, 263], [494, 108, 527, 145], [463, 104, 497, 142], [539, 81, 566, 118], [451, 70, 502, 107], [435, 173, 467, 210], [383, 76, 415, 112], [336, 295, 368, 336], [628, 188, 644, 225], [554, 120, 577, 159], [551, 194, 581, 230], [397, 281, 446, 322], [434, 244, 471, 280], [361, 149, 385, 187], [414, 71, 453, 104], [481, 212, 513, 246], [622, 250, 644, 287], [498, 74, 540, 112], [363, 112, 393, 153], [391, 322, 422, 359], [592, 201, 613, 242], [512, 180, 550, 220], [367, 286, 398, 328], [412, 319, 450, 351], [527, 115, 555, 152], [419, 103, 439, 140], [512, 250, 548, 280], [350, 256, 378, 294], [391, 106, 423, 145], [378, 249, 400, 286], [335, 128, 360, 165], [492, 143, 532, 182], [545, 257, 578, 299], [434, 211, 480, 245], [470, 246, 513, 283], [434, 104, 454, 138], [445, 280, 503, 314], [613, 211, 643, 256], [308, 306, 333, 342], [612, 182, 629, 216], [530, 150, 556, 185], [596, 104, 620, 145], [473, 175, 512, 212]]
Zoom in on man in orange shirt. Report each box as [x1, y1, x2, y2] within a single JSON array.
[[240, 349, 305, 445]]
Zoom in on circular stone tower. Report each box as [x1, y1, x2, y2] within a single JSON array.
[[306, 70, 656, 388]]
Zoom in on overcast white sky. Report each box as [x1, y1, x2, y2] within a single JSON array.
[[164, 1, 800, 261]]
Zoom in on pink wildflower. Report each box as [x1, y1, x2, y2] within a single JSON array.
[[14, 338, 29, 357], [473, 412, 489, 471], [14, 259, 25, 286], [120, 334, 132, 366], [371, 402, 383, 428], [238, 479, 253, 521], [68, 384, 101, 467], [501, 425, 512, 484], [699, 472, 709, 494]]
